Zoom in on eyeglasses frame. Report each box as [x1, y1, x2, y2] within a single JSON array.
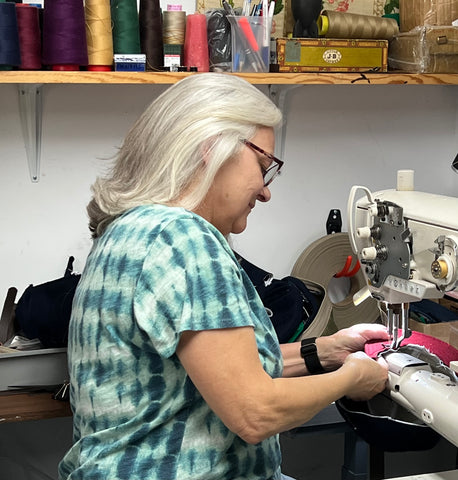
[[241, 139, 284, 186]]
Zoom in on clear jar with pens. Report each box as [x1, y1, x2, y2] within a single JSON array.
[[227, 15, 271, 73], [222, 0, 273, 73]]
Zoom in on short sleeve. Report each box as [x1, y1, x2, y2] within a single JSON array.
[[134, 216, 257, 358]]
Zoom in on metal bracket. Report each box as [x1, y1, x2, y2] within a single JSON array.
[[18, 84, 43, 183], [268, 84, 303, 160]]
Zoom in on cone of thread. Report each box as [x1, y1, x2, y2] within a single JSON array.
[[0, 2, 21, 67], [139, 0, 163, 70], [42, 0, 88, 69], [85, 0, 113, 70], [184, 13, 209, 72], [320, 10, 399, 40], [16, 4, 41, 69], [111, 0, 141, 54]]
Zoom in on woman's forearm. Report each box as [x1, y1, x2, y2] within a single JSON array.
[[280, 336, 336, 377]]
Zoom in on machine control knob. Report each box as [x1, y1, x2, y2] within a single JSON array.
[[431, 259, 448, 279], [361, 247, 377, 260], [356, 226, 371, 239]]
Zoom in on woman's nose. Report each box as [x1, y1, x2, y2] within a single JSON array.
[[257, 185, 271, 203]]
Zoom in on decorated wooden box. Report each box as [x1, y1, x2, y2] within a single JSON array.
[[276, 37, 388, 72]]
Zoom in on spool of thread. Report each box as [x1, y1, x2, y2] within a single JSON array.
[[42, 0, 88, 71], [139, 0, 163, 71], [84, 0, 113, 71], [16, 4, 41, 70], [162, 9, 186, 45], [183, 13, 209, 72], [0, 2, 21, 69], [291, 233, 380, 338], [111, 0, 141, 54], [318, 10, 399, 40]]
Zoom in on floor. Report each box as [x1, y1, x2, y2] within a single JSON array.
[[1, 412, 456, 480], [280, 432, 458, 480]]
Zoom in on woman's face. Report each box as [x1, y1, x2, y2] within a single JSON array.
[[196, 127, 275, 236]]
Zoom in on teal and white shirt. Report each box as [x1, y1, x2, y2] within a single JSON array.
[[58, 205, 283, 480]]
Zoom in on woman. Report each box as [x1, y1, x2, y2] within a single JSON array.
[[59, 73, 388, 480]]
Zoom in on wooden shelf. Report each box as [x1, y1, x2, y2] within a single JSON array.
[[1, 70, 458, 85], [5, 69, 457, 183], [0, 391, 72, 423]]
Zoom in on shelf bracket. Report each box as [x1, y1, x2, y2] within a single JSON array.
[[18, 83, 43, 183], [269, 84, 303, 160]]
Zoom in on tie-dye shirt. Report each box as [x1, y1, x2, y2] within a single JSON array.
[[58, 205, 283, 480]]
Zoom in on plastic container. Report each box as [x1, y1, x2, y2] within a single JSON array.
[[227, 15, 270, 73]]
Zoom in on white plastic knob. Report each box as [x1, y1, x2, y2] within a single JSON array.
[[356, 226, 371, 239], [361, 247, 377, 260]]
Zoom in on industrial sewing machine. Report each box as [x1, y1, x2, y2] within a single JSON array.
[[347, 170, 458, 448]]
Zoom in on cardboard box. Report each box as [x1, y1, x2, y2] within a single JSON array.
[[276, 37, 388, 72], [409, 319, 458, 349], [400, 0, 458, 32], [388, 26, 458, 73], [438, 295, 458, 315]]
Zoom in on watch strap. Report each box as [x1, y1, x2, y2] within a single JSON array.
[[300, 337, 325, 375]]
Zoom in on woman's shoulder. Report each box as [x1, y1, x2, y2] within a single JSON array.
[[116, 204, 228, 251]]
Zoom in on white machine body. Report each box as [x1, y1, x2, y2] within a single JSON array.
[[348, 184, 458, 305], [384, 351, 458, 448], [347, 171, 458, 447]]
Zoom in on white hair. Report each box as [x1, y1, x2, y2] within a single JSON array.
[[88, 73, 283, 238]]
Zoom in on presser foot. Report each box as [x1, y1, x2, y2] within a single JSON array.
[[376, 328, 412, 358]]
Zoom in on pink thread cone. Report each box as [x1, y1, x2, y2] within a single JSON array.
[[183, 13, 209, 72]]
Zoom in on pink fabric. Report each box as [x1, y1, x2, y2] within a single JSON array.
[[365, 330, 458, 367]]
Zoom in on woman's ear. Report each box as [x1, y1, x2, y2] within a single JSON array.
[[200, 138, 215, 166], [200, 135, 222, 166]]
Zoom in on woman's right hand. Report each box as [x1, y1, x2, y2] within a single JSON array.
[[341, 351, 389, 401]]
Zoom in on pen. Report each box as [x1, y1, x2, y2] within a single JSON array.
[[262, 0, 269, 48], [242, 0, 252, 16], [268, 0, 275, 19], [268, 0, 275, 32], [239, 16, 259, 51]]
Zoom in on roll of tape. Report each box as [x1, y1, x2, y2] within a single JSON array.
[[291, 232, 380, 338]]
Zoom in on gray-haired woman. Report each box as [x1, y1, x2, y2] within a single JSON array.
[[59, 73, 388, 480]]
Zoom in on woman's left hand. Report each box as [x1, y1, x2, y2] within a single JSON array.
[[317, 323, 390, 371]]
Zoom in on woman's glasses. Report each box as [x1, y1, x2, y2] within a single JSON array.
[[242, 139, 284, 187]]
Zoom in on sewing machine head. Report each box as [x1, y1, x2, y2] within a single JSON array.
[[348, 170, 458, 349]]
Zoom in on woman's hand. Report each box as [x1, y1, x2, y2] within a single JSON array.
[[340, 351, 389, 401], [317, 323, 389, 371]]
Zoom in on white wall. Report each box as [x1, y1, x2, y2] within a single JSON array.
[[1, 83, 457, 300], [235, 84, 458, 275], [0, 81, 457, 480]]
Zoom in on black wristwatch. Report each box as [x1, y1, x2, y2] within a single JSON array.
[[300, 337, 325, 375]]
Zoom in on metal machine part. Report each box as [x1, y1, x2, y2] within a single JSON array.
[[383, 348, 458, 448], [347, 171, 458, 350], [378, 302, 411, 350]]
